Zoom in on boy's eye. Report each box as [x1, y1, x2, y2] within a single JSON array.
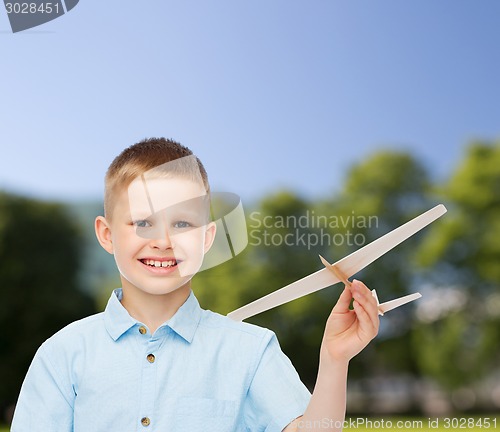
[[133, 220, 151, 228], [174, 221, 191, 229]]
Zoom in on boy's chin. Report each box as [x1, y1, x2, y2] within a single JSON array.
[[145, 283, 192, 296], [121, 276, 194, 296]]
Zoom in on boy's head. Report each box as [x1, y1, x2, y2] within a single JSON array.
[[95, 138, 216, 297], [104, 137, 210, 221]]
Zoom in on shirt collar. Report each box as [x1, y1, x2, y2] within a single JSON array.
[[166, 290, 202, 343], [104, 288, 202, 343]]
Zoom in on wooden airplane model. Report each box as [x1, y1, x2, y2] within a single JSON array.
[[227, 204, 447, 321]]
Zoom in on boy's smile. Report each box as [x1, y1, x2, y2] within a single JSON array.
[[139, 257, 179, 273]]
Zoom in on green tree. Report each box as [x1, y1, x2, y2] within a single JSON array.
[[0, 192, 96, 422], [413, 142, 500, 397]]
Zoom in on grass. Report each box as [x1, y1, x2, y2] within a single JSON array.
[[1, 417, 498, 431]]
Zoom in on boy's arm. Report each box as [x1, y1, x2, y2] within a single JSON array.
[[283, 280, 379, 432], [11, 343, 74, 432]]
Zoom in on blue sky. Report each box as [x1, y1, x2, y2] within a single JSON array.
[[1, 0, 499, 206]]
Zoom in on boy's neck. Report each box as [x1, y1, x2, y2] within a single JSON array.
[[120, 283, 192, 334]]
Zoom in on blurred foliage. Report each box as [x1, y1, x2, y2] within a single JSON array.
[[0, 192, 96, 419], [416, 142, 500, 284], [413, 141, 500, 395]]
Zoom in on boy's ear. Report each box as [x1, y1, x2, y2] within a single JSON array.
[[203, 221, 217, 254], [95, 216, 114, 255]]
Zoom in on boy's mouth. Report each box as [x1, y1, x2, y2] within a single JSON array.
[[139, 258, 178, 268]]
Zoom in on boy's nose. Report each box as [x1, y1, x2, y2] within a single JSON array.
[[151, 225, 174, 249]]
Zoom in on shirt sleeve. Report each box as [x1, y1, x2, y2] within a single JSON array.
[[242, 331, 311, 432], [10, 343, 74, 432]]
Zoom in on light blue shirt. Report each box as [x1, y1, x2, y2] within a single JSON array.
[[11, 289, 311, 432]]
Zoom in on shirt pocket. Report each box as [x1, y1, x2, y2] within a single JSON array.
[[172, 397, 236, 432]]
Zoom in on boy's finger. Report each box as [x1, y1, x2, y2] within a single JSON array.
[[352, 280, 374, 297], [359, 295, 380, 331], [352, 281, 379, 330], [353, 280, 377, 304], [332, 284, 352, 313], [353, 300, 378, 338]]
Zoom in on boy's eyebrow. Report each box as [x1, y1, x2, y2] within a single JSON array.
[[129, 211, 153, 220], [130, 205, 204, 217]]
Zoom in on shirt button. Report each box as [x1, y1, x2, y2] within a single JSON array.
[[147, 354, 155, 363], [141, 417, 151, 427], [138, 326, 147, 335]]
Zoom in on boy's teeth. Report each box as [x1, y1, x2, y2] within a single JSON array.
[[143, 259, 176, 267]]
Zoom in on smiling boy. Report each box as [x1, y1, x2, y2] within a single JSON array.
[[11, 138, 380, 432]]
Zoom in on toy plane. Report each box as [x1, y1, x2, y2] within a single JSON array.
[[227, 204, 447, 321]]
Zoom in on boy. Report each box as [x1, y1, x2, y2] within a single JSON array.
[[11, 138, 380, 431]]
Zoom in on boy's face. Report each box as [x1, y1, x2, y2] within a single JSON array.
[[98, 176, 215, 297]]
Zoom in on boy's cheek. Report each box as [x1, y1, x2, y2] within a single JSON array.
[[171, 226, 208, 245]]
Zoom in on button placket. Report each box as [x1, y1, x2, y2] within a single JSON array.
[[138, 336, 161, 430]]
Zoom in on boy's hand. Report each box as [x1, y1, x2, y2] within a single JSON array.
[[320, 280, 380, 364]]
